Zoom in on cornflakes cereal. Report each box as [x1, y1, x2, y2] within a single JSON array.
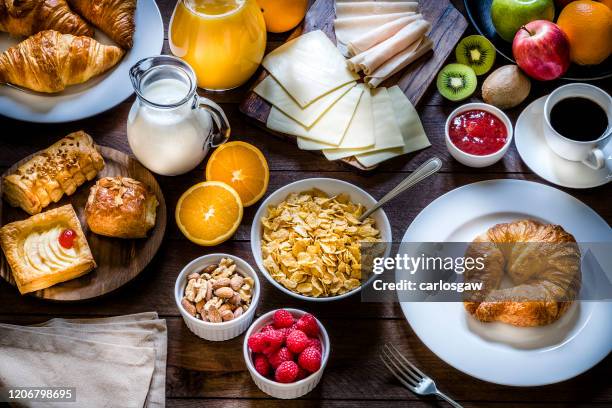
[[260, 189, 381, 297]]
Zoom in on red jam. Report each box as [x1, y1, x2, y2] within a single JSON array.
[[59, 229, 77, 249], [449, 109, 507, 156]]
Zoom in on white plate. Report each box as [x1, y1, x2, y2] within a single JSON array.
[[515, 96, 610, 189], [400, 179, 612, 386], [0, 0, 164, 123]]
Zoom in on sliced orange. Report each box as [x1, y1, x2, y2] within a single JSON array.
[[175, 181, 243, 246], [205, 141, 269, 207]]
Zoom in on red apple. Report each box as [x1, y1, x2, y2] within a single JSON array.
[[512, 20, 571, 81]]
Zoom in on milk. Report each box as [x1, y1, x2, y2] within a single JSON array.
[[127, 78, 212, 176]]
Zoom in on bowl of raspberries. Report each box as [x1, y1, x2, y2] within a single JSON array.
[[243, 308, 330, 399]]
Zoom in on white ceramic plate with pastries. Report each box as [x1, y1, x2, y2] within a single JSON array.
[[0, 0, 163, 123], [399, 179, 612, 386]]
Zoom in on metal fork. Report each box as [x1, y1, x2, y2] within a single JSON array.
[[380, 343, 463, 408]]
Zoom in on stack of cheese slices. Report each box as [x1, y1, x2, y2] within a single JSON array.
[[335, 0, 433, 88], [255, 30, 430, 168]]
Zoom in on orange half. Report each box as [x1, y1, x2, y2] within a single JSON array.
[[205, 141, 270, 207], [175, 181, 243, 246]]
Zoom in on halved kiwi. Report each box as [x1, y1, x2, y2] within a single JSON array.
[[455, 35, 496, 76], [436, 63, 477, 102]]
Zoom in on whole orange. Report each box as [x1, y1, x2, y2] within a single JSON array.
[[597, 0, 612, 9], [557, 0, 612, 65], [257, 0, 308, 33]]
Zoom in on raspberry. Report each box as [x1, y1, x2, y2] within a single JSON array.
[[307, 337, 322, 352], [247, 332, 266, 353], [253, 353, 270, 377], [275, 360, 299, 383], [296, 313, 320, 337], [276, 327, 291, 341], [273, 309, 294, 329], [296, 367, 308, 381], [262, 329, 284, 355], [286, 329, 309, 354], [268, 347, 294, 369], [298, 346, 322, 373], [261, 324, 275, 333]]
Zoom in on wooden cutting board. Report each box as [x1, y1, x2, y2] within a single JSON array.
[[240, 0, 468, 171], [0, 146, 167, 301]]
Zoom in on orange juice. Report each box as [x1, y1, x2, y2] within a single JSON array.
[[169, 0, 266, 90]]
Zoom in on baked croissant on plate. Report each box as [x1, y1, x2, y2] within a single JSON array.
[[67, 0, 136, 49], [0, 0, 93, 37], [0, 30, 124, 92]]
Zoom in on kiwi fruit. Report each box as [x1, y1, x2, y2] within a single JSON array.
[[455, 35, 496, 76], [436, 63, 477, 102]]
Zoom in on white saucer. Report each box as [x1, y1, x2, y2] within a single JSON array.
[[515, 96, 610, 189]]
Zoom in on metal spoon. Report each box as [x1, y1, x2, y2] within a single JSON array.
[[359, 157, 443, 221]]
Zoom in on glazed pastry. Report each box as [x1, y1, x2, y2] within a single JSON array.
[[0, 0, 93, 37], [67, 0, 136, 49], [0, 30, 124, 93], [0, 204, 96, 294], [3, 131, 105, 215], [85, 177, 158, 239], [463, 220, 581, 327]]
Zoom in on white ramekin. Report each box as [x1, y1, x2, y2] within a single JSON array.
[[250, 177, 392, 302], [175, 253, 260, 341], [445, 103, 514, 168], [243, 308, 331, 399]]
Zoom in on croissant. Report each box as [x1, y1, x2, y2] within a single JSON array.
[[67, 0, 136, 49], [0, 0, 93, 37], [463, 220, 581, 327], [0, 30, 125, 92]]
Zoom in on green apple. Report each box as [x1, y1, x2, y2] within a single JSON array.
[[491, 0, 555, 42]]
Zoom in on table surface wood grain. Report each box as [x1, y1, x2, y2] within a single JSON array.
[[0, 1, 610, 407]]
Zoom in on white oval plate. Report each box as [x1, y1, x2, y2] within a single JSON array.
[[400, 179, 612, 386], [0, 0, 164, 123], [515, 96, 610, 189]]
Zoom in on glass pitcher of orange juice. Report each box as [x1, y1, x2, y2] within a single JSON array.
[[169, 0, 266, 91]]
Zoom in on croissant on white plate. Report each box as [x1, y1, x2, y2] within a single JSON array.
[[67, 0, 136, 49], [0, 0, 93, 37], [0, 29, 124, 92]]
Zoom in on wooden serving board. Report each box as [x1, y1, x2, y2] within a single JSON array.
[[240, 0, 468, 171], [0, 146, 167, 301]]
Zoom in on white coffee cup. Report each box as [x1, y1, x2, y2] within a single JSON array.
[[543, 83, 611, 171]]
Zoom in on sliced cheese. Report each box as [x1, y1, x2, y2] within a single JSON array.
[[336, 2, 419, 19], [255, 76, 356, 128], [298, 84, 374, 151], [262, 30, 359, 108], [356, 85, 430, 167], [268, 85, 364, 145], [322, 87, 404, 160]]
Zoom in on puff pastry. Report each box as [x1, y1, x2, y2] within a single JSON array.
[[0, 204, 96, 294], [67, 0, 136, 49], [85, 177, 158, 238], [2, 131, 105, 215]]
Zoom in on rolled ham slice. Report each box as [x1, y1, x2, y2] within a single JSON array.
[[336, 2, 419, 18], [347, 14, 422, 56], [347, 19, 431, 74], [365, 37, 433, 88], [334, 12, 416, 46]]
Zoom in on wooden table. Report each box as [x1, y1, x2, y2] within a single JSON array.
[[0, 1, 610, 406]]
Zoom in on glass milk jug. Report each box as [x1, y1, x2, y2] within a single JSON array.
[[127, 56, 230, 176]]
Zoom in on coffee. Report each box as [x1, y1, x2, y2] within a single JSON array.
[[550, 97, 608, 142]]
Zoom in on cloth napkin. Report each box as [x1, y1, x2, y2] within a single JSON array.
[[0, 312, 166, 408]]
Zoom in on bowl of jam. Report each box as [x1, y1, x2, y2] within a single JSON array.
[[445, 103, 513, 168]]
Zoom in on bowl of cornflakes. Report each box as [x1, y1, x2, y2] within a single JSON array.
[[250, 178, 392, 302]]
